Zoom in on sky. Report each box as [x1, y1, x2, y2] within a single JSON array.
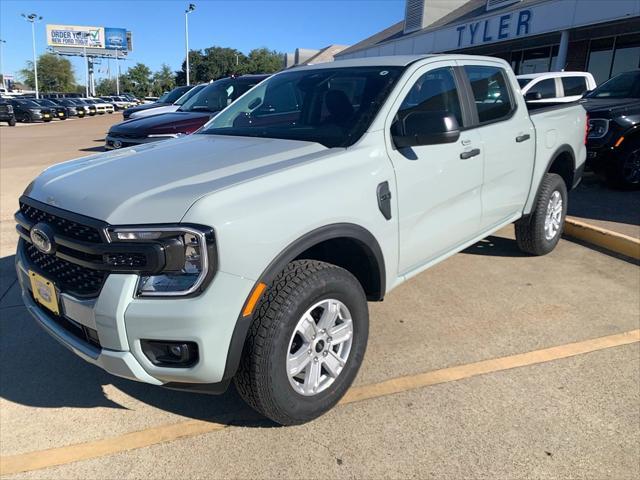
[[0, 0, 405, 83]]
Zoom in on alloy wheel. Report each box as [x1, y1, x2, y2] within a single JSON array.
[[286, 298, 353, 396]]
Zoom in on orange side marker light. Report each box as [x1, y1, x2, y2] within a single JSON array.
[[242, 282, 267, 317]]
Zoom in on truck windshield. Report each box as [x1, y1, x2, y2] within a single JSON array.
[[585, 71, 640, 99], [199, 66, 404, 148], [162, 86, 192, 104], [175, 84, 206, 105], [179, 78, 262, 113]]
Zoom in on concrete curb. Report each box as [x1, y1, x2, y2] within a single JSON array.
[[564, 218, 640, 260]]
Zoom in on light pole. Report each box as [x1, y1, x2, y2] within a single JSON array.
[[22, 13, 42, 99], [184, 3, 196, 85], [0, 39, 6, 90], [115, 47, 120, 95]]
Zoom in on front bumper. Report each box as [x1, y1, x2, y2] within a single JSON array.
[[16, 243, 255, 388]]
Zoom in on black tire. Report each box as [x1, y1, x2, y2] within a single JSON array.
[[234, 260, 369, 425], [8, 117, 16, 126], [20, 113, 32, 123], [605, 140, 640, 190], [515, 173, 567, 256]]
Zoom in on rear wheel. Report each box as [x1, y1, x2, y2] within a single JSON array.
[[515, 173, 567, 256], [8, 117, 16, 126], [235, 260, 369, 425], [20, 113, 32, 123]]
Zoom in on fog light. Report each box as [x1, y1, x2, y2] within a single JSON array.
[[141, 340, 198, 368]]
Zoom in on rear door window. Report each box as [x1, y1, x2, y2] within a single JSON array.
[[463, 65, 515, 124], [528, 78, 557, 99], [561, 76, 588, 96]]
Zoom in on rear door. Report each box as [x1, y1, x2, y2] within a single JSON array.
[[385, 61, 484, 275], [459, 61, 535, 229]]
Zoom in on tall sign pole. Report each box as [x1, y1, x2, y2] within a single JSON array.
[[116, 47, 120, 95], [83, 46, 89, 96], [0, 39, 6, 90], [22, 14, 42, 98], [185, 4, 196, 86]]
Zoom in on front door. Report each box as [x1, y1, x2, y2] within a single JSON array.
[[385, 62, 484, 275]]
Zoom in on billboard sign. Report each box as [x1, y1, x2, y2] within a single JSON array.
[[46, 24, 105, 49], [46, 25, 131, 51], [104, 27, 127, 50]]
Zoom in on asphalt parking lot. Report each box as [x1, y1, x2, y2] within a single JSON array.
[[0, 117, 638, 479]]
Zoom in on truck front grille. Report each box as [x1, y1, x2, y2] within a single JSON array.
[[25, 243, 107, 297], [20, 202, 102, 243]]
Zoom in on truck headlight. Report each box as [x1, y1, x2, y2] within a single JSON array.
[[588, 118, 609, 139], [108, 225, 215, 297]]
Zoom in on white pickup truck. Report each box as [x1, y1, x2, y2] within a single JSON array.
[[15, 55, 587, 425]]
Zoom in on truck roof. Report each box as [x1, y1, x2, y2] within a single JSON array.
[[288, 54, 509, 70], [517, 71, 594, 80]]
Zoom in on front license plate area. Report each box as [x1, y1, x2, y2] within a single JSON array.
[[29, 270, 60, 315]]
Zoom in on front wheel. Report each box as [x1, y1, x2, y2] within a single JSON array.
[[235, 260, 369, 425], [515, 173, 567, 256], [8, 117, 16, 126]]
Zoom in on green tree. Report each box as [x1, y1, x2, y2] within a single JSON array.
[[19, 53, 76, 93], [95, 77, 117, 96], [151, 64, 175, 96], [121, 62, 152, 97], [246, 48, 282, 74], [177, 47, 248, 84]]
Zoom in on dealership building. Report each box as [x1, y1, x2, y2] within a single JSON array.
[[336, 0, 640, 84]]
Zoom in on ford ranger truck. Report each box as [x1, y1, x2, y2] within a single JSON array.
[[15, 55, 587, 425]]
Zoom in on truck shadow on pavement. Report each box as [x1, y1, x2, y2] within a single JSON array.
[[0, 255, 277, 428], [462, 235, 529, 257]]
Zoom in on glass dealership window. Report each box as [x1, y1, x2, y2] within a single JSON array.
[[611, 34, 640, 78], [520, 47, 552, 74], [511, 45, 559, 75], [588, 34, 640, 85], [588, 38, 616, 85]]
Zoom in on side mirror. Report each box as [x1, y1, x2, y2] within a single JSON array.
[[393, 111, 460, 148], [525, 91, 543, 101]]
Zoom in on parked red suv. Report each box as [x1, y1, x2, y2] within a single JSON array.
[[105, 75, 269, 150]]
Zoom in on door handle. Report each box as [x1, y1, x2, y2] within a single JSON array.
[[460, 148, 481, 160], [516, 134, 531, 143]]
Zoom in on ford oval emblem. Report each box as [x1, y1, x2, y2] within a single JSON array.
[[30, 223, 55, 254]]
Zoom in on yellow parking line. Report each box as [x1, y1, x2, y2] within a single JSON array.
[[341, 329, 640, 404], [1, 329, 638, 476]]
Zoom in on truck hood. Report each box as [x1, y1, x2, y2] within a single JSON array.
[[580, 98, 640, 116], [25, 134, 327, 224], [111, 111, 212, 135]]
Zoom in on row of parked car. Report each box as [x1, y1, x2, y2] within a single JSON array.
[[0, 93, 141, 126]]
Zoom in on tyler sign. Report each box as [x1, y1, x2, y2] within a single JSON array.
[[455, 9, 532, 48]]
